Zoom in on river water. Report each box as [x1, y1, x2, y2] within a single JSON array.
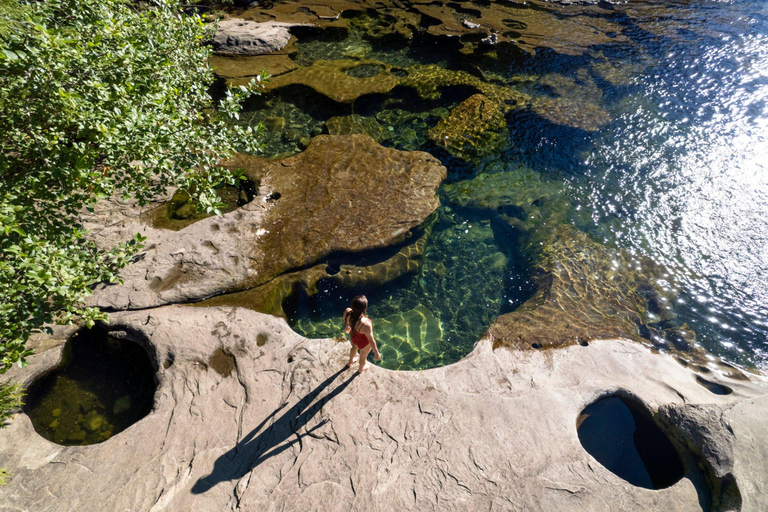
[[223, 0, 768, 372]]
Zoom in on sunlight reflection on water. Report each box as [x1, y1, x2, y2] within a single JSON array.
[[580, 30, 768, 370]]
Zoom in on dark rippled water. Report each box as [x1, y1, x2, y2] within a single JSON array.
[[228, 0, 768, 371]]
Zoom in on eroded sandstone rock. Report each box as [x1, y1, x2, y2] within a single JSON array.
[[87, 135, 445, 310], [213, 19, 299, 55], [233, 0, 632, 56], [1, 307, 766, 510], [195, 223, 431, 318]]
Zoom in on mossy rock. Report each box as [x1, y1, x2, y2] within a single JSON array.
[[326, 114, 391, 142], [443, 166, 566, 213], [142, 182, 252, 231], [428, 94, 508, 161], [195, 220, 432, 317]]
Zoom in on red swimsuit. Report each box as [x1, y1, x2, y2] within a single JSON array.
[[350, 329, 370, 350]]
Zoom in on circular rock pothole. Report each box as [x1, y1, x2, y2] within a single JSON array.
[[577, 395, 685, 489], [24, 327, 156, 446], [695, 375, 733, 395]]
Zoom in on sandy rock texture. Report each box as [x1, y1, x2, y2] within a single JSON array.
[[1, 307, 766, 511], [85, 135, 445, 310], [213, 19, 300, 55]]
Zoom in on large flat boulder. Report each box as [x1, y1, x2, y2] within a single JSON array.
[[86, 135, 445, 310], [213, 19, 299, 55], [1, 307, 767, 510]]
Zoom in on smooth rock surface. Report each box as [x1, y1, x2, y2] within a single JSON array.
[[0, 307, 766, 511], [213, 19, 299, 55], [86, 135, 445, 310]]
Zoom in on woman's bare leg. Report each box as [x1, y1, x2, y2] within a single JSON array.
[[347, 345, 358, 368], [358, 345, 372, 374]]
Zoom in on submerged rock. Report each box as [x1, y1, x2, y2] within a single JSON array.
[[265, 59, 402, 103], [445, 167, 736, 375], [325, 114, 390, 141], [88, 135, 445, 310], [529, 70, 612, 131], [443, 165, 565, 211], [428, 94, 508, 161], [260, 59, 608, 132]]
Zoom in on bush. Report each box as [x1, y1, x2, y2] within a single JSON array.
[[0, 0, 262, 371]]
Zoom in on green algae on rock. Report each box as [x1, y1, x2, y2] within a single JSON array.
[[141, 185, 248, 231], [222, 134, 445, 290], [325, 114, 391, 141], [195, 221, 431, 318], [442, 165, 566, 213], [88, 135, 445, 310], [428, 94, 508, 161]]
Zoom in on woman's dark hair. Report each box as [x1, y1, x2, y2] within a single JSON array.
[[348, 295, 368, 332]]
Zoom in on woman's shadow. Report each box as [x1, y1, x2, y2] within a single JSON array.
[[192, 367, 358, 494]]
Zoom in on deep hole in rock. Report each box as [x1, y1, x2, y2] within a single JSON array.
[[531, 343, 541, 349], [577, 396, 685, 489], [24, 327, 156, 446], [695, 375, 733, 395]]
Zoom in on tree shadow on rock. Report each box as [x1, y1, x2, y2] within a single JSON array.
[[191, 367, 358, 494]]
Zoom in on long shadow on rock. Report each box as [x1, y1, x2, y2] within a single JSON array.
[[191, 367, 357, 494]]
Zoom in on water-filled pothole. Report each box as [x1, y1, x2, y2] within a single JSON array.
[[25, 327, 156, 446], [695, 375, 733, 395], [577, 396, 684, 489]]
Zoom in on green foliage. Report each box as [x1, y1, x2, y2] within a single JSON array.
[[0, 381, 24, 425], [0, 381, 23, 485], [0, 0, 264, 372]]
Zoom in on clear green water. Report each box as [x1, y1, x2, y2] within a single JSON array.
[[25, 328, 155, 445], [227, 1, 768, 372], [287, 207, 534, 370]]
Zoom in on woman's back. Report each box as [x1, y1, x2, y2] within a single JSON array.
[[343, 296, 381, 373]]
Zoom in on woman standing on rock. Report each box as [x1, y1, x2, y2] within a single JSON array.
[[344, 295, 381, 373]]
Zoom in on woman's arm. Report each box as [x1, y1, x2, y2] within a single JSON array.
[[362, 320, 381, 361], [343, 308, 352, 334]]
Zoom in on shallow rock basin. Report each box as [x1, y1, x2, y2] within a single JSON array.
[[24, 328, 156, 446]]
